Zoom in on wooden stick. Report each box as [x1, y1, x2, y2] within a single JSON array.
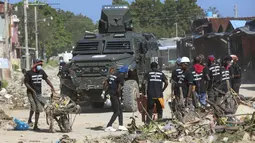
[[139, 101, 171, 139], [219, 113, 253, 117]]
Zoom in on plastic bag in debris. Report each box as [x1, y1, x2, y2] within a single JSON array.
[[13, 118, 29, 130]]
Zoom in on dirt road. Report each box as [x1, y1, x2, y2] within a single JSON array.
[[0, 68, 254, 143]]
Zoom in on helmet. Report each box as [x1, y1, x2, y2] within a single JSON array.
[[180, 57, 190, 63], [104, 98, 112, 107], [230, 55, 238, 61], [176, 57, 182, 65]]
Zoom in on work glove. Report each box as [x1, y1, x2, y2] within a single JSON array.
[[101, 90, 105, 99]]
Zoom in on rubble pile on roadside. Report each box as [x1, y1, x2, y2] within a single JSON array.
[[106, 94, 255, 143], [0, 71, 29, 109], [0, 109, 15, 130]]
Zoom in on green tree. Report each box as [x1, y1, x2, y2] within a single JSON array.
[[13, 2, 95, 58], [112, 0, 130, 5], [130, 0, 204, 37], [206, 6, 221, 17]]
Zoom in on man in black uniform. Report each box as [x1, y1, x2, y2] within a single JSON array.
[[103, 66, 127, 132], [178, 57, 193, 106], [207, 55, 221, 102], [170, 58, 182, 100], [57, 56, 66, 76], [117, 65, 129, 105], [145, 62, 168, 123], [191, 56, 209, 107], [220, 55, 232, 93], [230, 55, 242, 94], [24, 59, 55, 130]]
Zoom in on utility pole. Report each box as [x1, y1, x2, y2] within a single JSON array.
[[30, 1, 50, 59], [34, 1, 38, 59], [24, 0, 29, 70], [234, 4, 238, 18], [31, 0, 46, 59], [4, 0, 9, 59], [175, 23, 178, 37]]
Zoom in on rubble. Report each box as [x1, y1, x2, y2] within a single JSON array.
[[0, 71, 28, 109], [105, 91, 255, 143], [56, 135, 77, 143], [0, 109, 15, 130]]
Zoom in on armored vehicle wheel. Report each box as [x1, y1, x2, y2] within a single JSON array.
[[122, 80, 139, 112], [92, 102, 105, 108]]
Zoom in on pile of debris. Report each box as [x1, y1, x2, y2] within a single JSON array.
[[107, 90, 255, 143], [0, 109, 15, 130], [0, 71, 29, 109]]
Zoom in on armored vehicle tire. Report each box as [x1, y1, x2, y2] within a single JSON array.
[[92, 102, 105, 108], [122, 80, 139, 112]]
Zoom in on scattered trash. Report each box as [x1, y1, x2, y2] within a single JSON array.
[[13, 118, 29, 131], [56, 135, 76, 143]]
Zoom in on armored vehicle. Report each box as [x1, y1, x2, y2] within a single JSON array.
[[60, 5, 161, 112]]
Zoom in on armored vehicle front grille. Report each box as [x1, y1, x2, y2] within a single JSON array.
[[76, 42, 99, 51], [106, 41, 130, 49]]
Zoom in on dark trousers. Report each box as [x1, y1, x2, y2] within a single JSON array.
[[232, 82, 241, 94], [147, 98, 163, 123], [107, 95, 123, 127]]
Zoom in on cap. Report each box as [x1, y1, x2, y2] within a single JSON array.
[[208, 55, 215, 62], [33, 59, 43, 64]]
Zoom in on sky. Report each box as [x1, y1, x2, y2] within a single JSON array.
[[9, 0, 255, 23]]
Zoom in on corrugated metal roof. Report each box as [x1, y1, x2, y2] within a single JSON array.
[[235, 27, 255, 35], [208, 17, 255, 32], [230, 20, 247, 29]]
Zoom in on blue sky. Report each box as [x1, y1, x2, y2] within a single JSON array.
[[10, 0, 255, 23]]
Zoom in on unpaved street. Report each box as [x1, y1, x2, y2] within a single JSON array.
[[0, 67, 171, 143], [0, 68, 254, 142]]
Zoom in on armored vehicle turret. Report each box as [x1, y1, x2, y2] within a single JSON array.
[[99, 5, 133, 33], [60, 5, 161, 112]]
